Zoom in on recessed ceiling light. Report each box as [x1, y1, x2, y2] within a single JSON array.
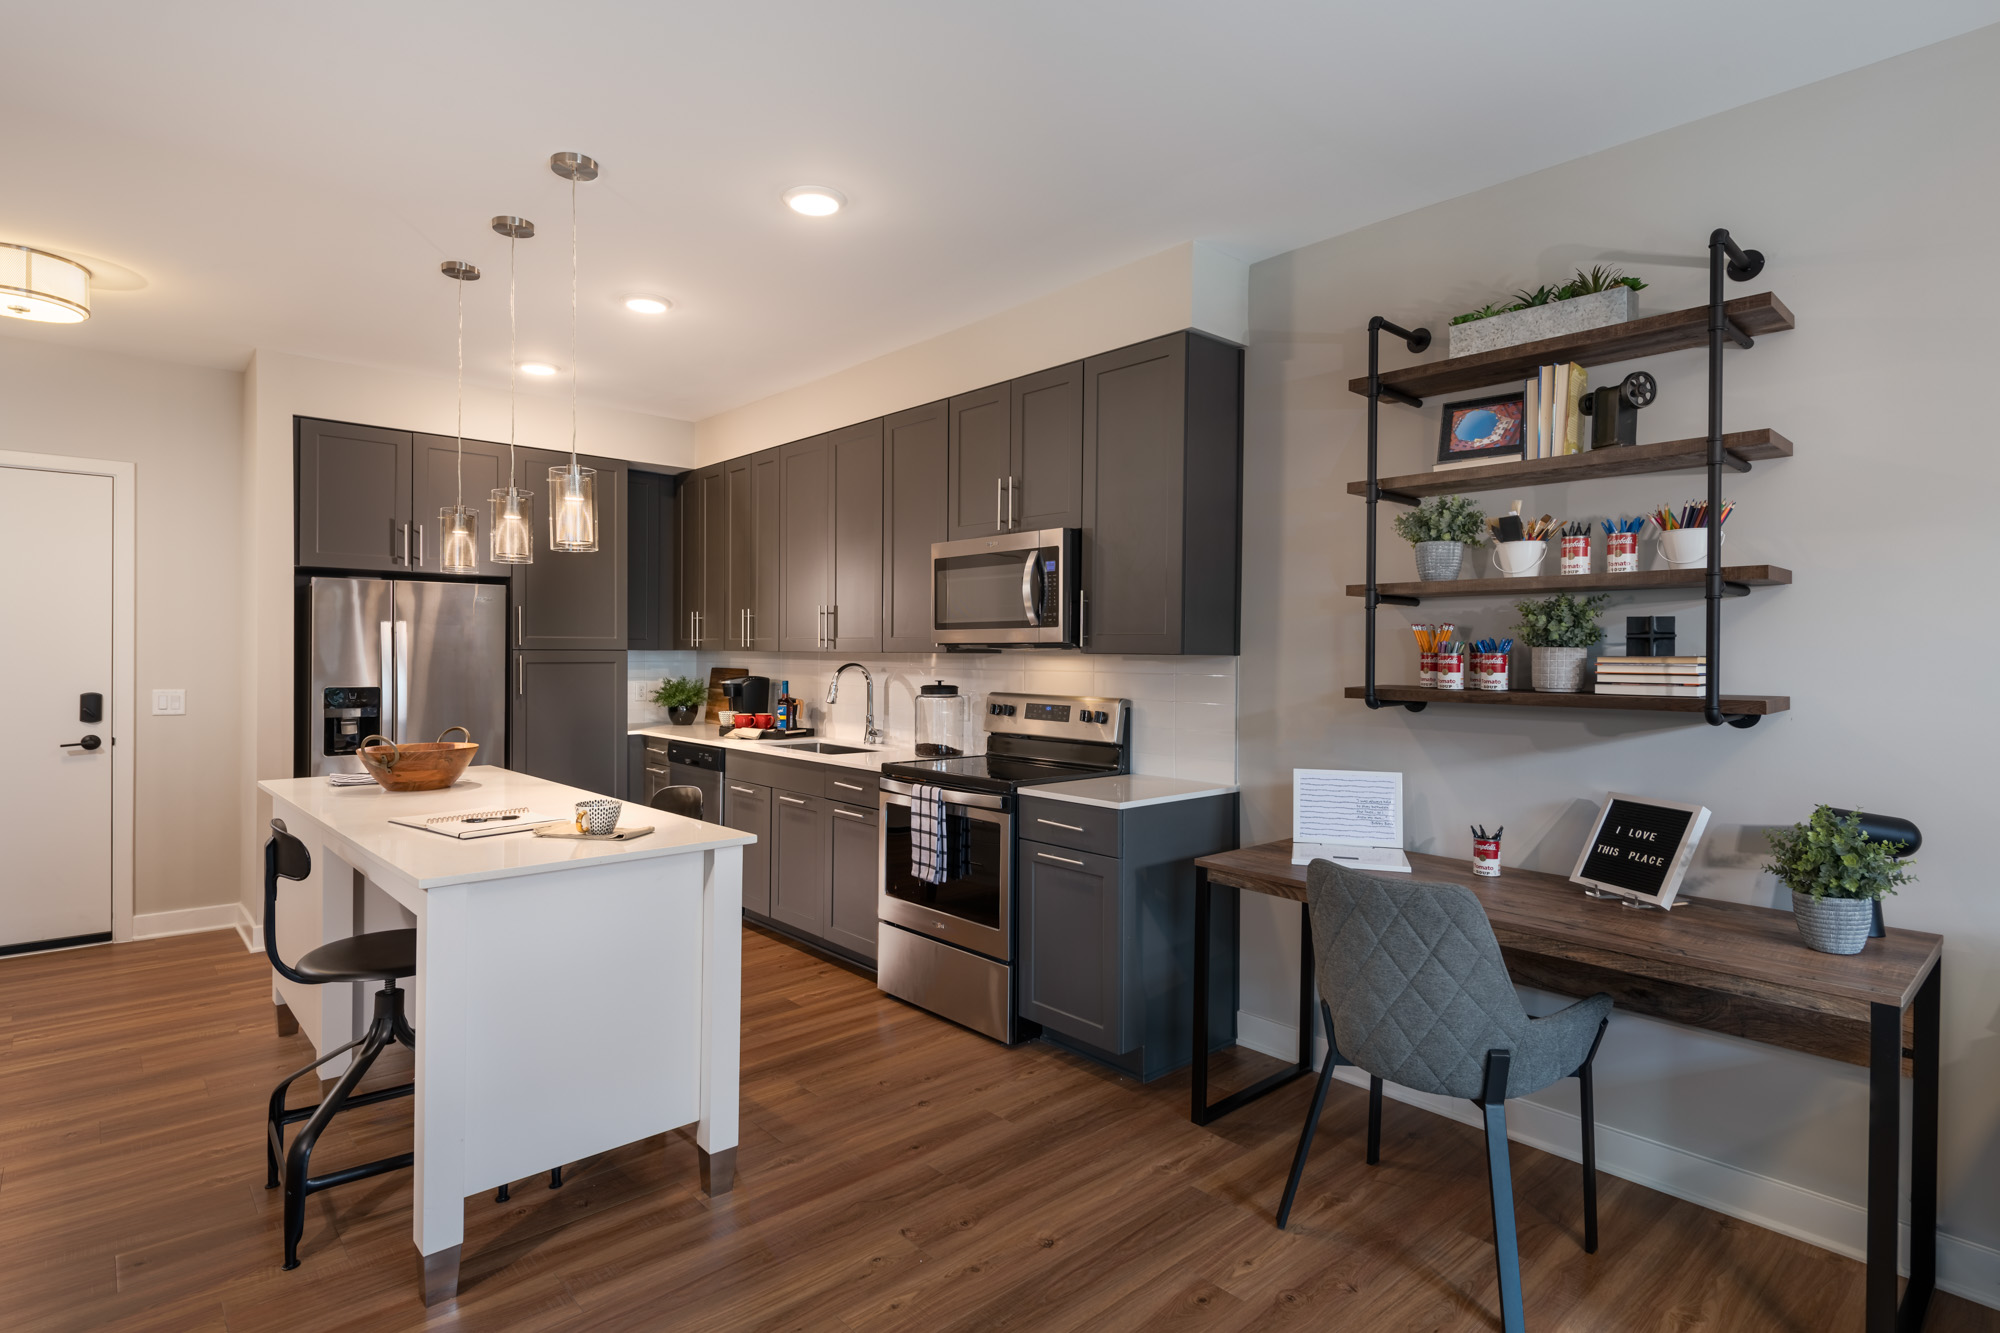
[[519, 362, 558, 376], [782, 185, 846, 217], [624, 296, 671, 314]]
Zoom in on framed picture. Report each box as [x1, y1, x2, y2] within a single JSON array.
[[1435, 391, 1526, 471], [1569, 793, 1711, 909]]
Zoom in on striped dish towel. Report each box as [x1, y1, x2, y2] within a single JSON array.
[[910, 783, 949, 885]]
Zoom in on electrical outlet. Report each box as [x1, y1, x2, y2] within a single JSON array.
[[152, 689, 185, 716]]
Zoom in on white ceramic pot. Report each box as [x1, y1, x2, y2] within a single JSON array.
[[1531, 645, 1587, 692], [1658, 527, 1725, 569], [1413, 541, 1464, 582], [1493, 540, 1548, 578], [1791, 891, 1873, 955]]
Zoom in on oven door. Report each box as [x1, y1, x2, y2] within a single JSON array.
[[878, 781, 1013, 960], [931, 528, 1078, 647]]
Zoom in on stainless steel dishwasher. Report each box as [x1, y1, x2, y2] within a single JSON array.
[[665, 739, 726, 824]]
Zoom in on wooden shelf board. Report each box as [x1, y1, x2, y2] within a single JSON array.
[[1347, 429, 1792, 501], [1343, 685, 1789, 717], [1346, 291, 1796, 401], [1347, 564, 1791, 600]]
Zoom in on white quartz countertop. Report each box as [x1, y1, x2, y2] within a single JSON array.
[[258, 766, 754, 890], [1027, 774, 1239, 811], [628, 722, 928, 773]]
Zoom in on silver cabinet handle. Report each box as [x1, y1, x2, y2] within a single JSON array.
[[834, 808, 867, 821], [778, 794, 807, 806], [828, 604, 837, 646], [1007, 475, 1015, 529], [1036, 851, 1085, 866], [645, 765, 670, 775], [730, 784, 756, 795], [833, 779, 865, 792], [995, 475, 1003, 531], [688, 611, 696, 645], [400, 521, 411, 565], [516, 652, 523, 695], [517, 605, 524, 646], [1036, 817, 1085, 832], [416, 523, 424, 567]]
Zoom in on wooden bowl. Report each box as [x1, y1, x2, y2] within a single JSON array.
[[357, 727, 479, 792]]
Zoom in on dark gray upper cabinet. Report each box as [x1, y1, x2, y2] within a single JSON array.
[[724, 778, 773, 918], [945, 382, 1011, 540], [726, 454, 755, 649], [828, 419, 883, 653], [750, 448, 783, 652], [700, 462, 729, 652], [627, 470, 676, 651], [412, 433, 513, 577], [827, 801, 880, 960], [510, 649, 627, 795], [675, 467, 701, 649], [1080, 331, 1243, 655], [771, 789, 829, 938], [511, 446, 628, 651], [1010, 362, 1084, 532], [779, 434, 833, 651], [882, 401, 947, 653], [296, 419, 413, 572]]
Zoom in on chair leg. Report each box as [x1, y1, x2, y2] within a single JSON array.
[[1366, 1076, 1384, 1165], [1480, 1051, 1525, 1333], [549, 1166, 564, 1189], [1579, 1057, 1599, 1254], [266, 1032, 369, 1189], [282, 1015, 390, 1269], [386, 984, 416, 1049], [496, 1183, 511, 1203], [1276, 1043, 1339, 1230]]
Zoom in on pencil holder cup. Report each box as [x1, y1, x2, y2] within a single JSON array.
[[1493, 540, 1547, 578], [1560, 534, 1591, 575], [1658, 527, 1723, 569], [1531, 645, 1588, 693], [1419, 650, 1436, 688], [1435, 650, 1464, 691], [1606, 531, 1639, 573], [1473, 837, 1502, 877], [1473, 651, 1510, 690]]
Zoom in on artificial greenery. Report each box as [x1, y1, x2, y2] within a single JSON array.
[[1450, 266, 1650, 325], [1763, 805, 1916, 902], [1391, 494, 1487, 545], [1512, 592, 1607, 648], [651, 675, 707, 710]]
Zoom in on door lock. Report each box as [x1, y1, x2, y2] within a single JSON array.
[[59, 735, 103, 751]]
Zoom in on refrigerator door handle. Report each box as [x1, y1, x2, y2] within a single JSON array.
[[392, 619, 410, 740], [378, 620, 394, 736]]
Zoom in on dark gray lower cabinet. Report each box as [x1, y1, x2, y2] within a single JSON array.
[[1018, 791, 1239, 1082], [771, 789, 829, 938], [827, 802, 880, 960], [725, 779, 773, 918], [510, 650, 627, 795]]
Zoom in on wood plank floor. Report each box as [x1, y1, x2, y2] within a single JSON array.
[[0, 927, 1991, 1332]]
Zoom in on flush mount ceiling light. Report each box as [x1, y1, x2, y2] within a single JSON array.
[[624, 296, 671, 314], [548, 150, 600, 555], [518, 361, 558, 376], [489, 214, 536, 565], [782, 185, 845, 217], [0, 244, 91, 322]]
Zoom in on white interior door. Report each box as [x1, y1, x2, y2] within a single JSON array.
[[0, 464, 114, 950]]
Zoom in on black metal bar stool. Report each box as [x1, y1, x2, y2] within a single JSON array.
[[263, 817, 418, 1269]]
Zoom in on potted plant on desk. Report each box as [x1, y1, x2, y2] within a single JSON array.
[[1764, 805, 1915, 955], [1393, 493, 1486, 581], [1513, 592, 1606, 692], [652, 676, 707, 726]]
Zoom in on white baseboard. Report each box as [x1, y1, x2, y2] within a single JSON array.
[[235, 903, 260, 951], [133, 903, 243, 940], [1235, 1010, 2000, 1312]]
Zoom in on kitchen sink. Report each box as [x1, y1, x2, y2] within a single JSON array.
[[772, 741, 875, 755]]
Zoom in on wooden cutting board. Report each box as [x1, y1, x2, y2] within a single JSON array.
[[705, 667, 748, 722]]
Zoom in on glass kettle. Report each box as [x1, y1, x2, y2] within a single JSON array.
[[915, 681, 967, 757]]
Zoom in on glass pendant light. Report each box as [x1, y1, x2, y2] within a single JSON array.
[[548, 151, 599, 554], [438, 259, 482, 573], [489, 214, 536, 565]]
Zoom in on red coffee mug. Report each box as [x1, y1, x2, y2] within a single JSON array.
[[753, 712, 775, 729]]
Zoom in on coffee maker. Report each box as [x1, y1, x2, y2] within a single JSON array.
[[720, 676, 772, 716]]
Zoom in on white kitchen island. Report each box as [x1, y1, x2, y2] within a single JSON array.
[[256, 766, 752, 1305]]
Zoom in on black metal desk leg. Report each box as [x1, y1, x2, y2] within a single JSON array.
[[1866, 998, 1903, 1333], [1297, 903, 1315, 1068], [1192, 867, 1212, 1123], [1907, 961, 1942, 1330]]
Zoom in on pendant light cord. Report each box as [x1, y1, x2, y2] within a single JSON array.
[[569, 174, 579, 467], [507, 231, 518, 489], [454, 271, 465, 507]]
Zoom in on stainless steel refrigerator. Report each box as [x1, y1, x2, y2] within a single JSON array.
[[303, 577, 509, 776]]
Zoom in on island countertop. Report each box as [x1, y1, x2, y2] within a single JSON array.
[[258, 766, 753, 890]]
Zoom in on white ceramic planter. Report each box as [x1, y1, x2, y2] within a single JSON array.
[[1791, 891, 1873, 955], [1413, 541, 1464, 582], [1531, 645, 1587, 693], [1448, 288, 1635, 357]]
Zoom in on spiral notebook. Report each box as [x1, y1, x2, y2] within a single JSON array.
[[388, 807, 569, 839]]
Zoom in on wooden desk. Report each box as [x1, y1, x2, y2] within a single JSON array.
[[1190, 840, 1942, 1333]]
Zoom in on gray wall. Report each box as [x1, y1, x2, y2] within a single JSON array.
[[1241, 28, 2000, 1268]]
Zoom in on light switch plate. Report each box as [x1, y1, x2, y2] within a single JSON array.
[[152, 689, 185, 716]]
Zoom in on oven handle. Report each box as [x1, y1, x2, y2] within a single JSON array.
[[878, 778, 1009, 813]]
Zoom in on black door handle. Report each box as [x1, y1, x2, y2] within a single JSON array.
[[59, 735, 103, 751]]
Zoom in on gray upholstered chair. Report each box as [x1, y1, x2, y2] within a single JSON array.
[[1277, 860, 1612, 1333]]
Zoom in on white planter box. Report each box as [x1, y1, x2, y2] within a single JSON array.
[[1448, 288, 1635, 357]]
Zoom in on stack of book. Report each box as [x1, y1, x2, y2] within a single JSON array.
[[1595, 656, 1707, 697], [1522, 362, 1587, 459]]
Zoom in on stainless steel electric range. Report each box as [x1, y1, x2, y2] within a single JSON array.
[[876, 692, 1130, 1043]]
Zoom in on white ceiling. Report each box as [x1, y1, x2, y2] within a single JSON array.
[[2, 1, 1993, 422]]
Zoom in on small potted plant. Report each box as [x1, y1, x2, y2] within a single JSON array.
[[1392, 494, 1486, 582], [1513, 592, 1606, 692], [651, 675, 707, 726], [1764, 805, 1915, 955]]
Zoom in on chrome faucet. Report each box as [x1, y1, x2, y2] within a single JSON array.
[[827, 663, 884, 745]]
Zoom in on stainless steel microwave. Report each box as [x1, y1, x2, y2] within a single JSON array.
[[931, 528, 1080, 648]]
